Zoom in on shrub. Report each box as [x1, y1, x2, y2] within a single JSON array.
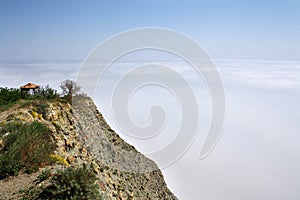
[[35, 85, 59, 100], [0, 85, 59, 111], [0, 87, 22, 111], [35, 100, 49, 119], [0, 87, 22, 102], [50, 154, 70, 166], [0, 122, 55, 179], [18, 100, 34, 109], [60, 79, 81, 101], [0, 121, 23, 139], [39, 164, 101, 200], [18, 165, 102, 200]]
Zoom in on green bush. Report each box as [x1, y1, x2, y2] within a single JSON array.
[[0, 121, 23, 137], [34, 85, 59, 100], [32, 100, 49, 119], [0, 87, 22, 102], [0, 122, 55, 179], [0, 87, 22, 111], [19, 166, 102, 200], [0, 86, 59, 111], [39, 165, 101, 200]]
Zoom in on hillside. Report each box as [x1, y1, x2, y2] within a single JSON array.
[[0, 96, 177, 199]]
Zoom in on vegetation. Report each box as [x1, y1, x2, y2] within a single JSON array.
[[0, 87, 23, 111], [0, 80, 84, 111], [0, 81, 101, 199], [32, 100, 50, 119], [0, 85, 59, 111], [19, 165, 101, 200], [41, 165, 101, 200], [60, 79, 82, 102], [35, 85, 59, 100], [0, 122, 56, 179], [50, 154, 70, 166]]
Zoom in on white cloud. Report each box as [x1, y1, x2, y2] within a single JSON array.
[[1, 59, 300, 199]]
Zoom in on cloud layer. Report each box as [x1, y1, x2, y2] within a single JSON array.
[[1, 59, 300, 199]]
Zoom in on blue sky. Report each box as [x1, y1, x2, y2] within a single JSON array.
[[1, 2, 300, 199], [0, 0, 300, 60]]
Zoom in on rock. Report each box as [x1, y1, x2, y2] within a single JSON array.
[[67, 156, 75, 164], [0, 98, 178, 200], [99, 180, 105, 191]]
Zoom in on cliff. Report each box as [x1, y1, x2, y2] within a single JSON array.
[[0, 97, 177, 200]]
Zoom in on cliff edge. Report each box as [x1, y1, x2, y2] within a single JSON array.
[[0, 97, 177, 200]]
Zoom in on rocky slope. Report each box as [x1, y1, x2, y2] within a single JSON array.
[[0, 98, 177, 200]]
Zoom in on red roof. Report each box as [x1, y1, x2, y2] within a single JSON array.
[[21, 83, 40, 89]]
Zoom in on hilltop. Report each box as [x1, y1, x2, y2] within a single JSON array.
[[0, 85, 177, 200]]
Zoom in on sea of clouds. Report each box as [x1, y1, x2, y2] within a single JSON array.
[[1, 58, 300, 200]]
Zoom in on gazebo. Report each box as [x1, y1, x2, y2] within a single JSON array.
[[20, 83, 40, 93]]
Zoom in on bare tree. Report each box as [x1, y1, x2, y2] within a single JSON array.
[[60, 79, 81, 101]]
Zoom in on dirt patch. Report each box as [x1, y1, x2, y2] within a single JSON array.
[[0, 171, 39, 200]]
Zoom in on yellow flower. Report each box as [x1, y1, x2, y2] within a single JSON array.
[[50, 154, 70, 166]]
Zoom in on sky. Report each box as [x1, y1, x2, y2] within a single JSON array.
[[0, 0, 300, 60], [1, 1, 300, 200]]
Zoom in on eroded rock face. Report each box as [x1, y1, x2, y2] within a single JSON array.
[[72, 97, 177, 199], [0, 98, 178, 200]]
